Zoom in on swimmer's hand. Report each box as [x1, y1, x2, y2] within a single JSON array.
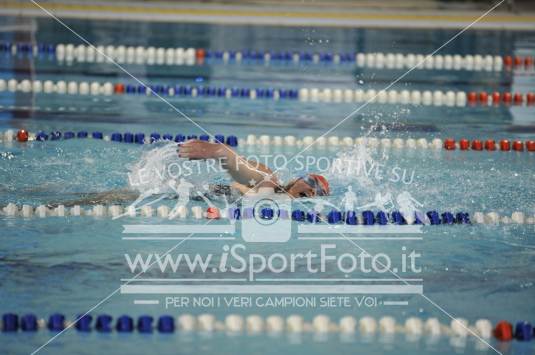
[[178, 140, 227, 160]]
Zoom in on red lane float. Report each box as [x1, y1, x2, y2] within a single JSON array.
[[503, 92, 512, 105], [443, 138, 534, 153], [500, 139, 510, 151], [471, 139, 483, 151], [514, 93, 523, 105], [479, 91, 488, 104], [513, 141, 524, 152], [494, 321, 513, 341], [196, 49, 205, 60], [484, 139, 496, 151], [502, 55, 535, 69], [459, 139, 470, 150], [114, 83, 124, 94], [444, 138, 455, 150], [195, 49, 205, 65], [16, 129, 28, 142], [492, 92, 501, 105], [206, 207, 220, 219], [467, 92, 477, 105], [460, 92, 535, 106], [504, 56, 513, 67]]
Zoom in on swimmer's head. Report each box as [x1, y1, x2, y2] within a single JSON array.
[[284, 173, 330, 198]]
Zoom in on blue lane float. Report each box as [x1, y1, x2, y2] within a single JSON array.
[[345, 211, 358, 225], [260, 207, 274, 220], [426, 211, 441, 225], [21, 314, 37, 332], [442, 212, 455, 224], [157, 315, 175, 333], [291, 210, 305, 222], [515, 321, 533, 341], [228, 207, 241, 220], [2, 313, 18, 332], [116, 315, 134, 332], [138, 316, 154, 333], [95, 314, 112, 332], [35, 132, 48, 141], [376, 211, 388, 225], [362, 210, 375, 225], [50, 131, 61, 140], [134, 133, 145, 144], [75, 314, 92, 332], [64, 131, 75, 139], [456, 212, 471, 224], [390, 211, 407, 225], [327, 210, 342, 224], [306, 211, 320, 223], [48, 313, 65, 331]]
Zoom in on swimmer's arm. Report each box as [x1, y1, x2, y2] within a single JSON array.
[[178, 140, 279, 189]]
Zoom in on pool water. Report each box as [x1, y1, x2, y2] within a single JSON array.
[[1, 16, 535, 355]]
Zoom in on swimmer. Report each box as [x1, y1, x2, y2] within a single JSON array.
[[178, 139, 330, 198], [50, 139, 330, 207]]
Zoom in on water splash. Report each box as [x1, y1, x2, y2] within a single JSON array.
[[328, 144, 402, 211], [127, 142, 179, 195], [127, 142, 226, 197], [329, 144, 376, 189]]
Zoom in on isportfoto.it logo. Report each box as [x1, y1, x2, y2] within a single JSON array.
[[125, 243, 421, 282], [120, 190, 424, 297]]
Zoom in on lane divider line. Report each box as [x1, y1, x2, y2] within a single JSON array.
[[1, 78, 535, 107], [3, 42, 535, 72], [0, 312, 530, 344], [0, 203, 533, 225], [3, 130, 535, 153]]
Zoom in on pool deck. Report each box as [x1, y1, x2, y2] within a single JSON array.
[[1, 0, 535, 30]]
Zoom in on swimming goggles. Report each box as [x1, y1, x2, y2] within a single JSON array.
[[299, 174, 329, 196]]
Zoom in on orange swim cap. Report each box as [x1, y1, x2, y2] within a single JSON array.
[[307, 174, 330, 196]]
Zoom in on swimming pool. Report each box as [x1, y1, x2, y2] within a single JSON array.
[[1, 13, 535, 355]]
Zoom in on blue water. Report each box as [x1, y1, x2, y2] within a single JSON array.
[[1, 15, 535, 355]]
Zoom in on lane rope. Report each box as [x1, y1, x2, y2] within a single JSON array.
[[0, 312, 532, 343], [3, 130, 535, 153], [2, 78, 535, 107], [3, 41, 535, 73], [0, 203, 533, 225]]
